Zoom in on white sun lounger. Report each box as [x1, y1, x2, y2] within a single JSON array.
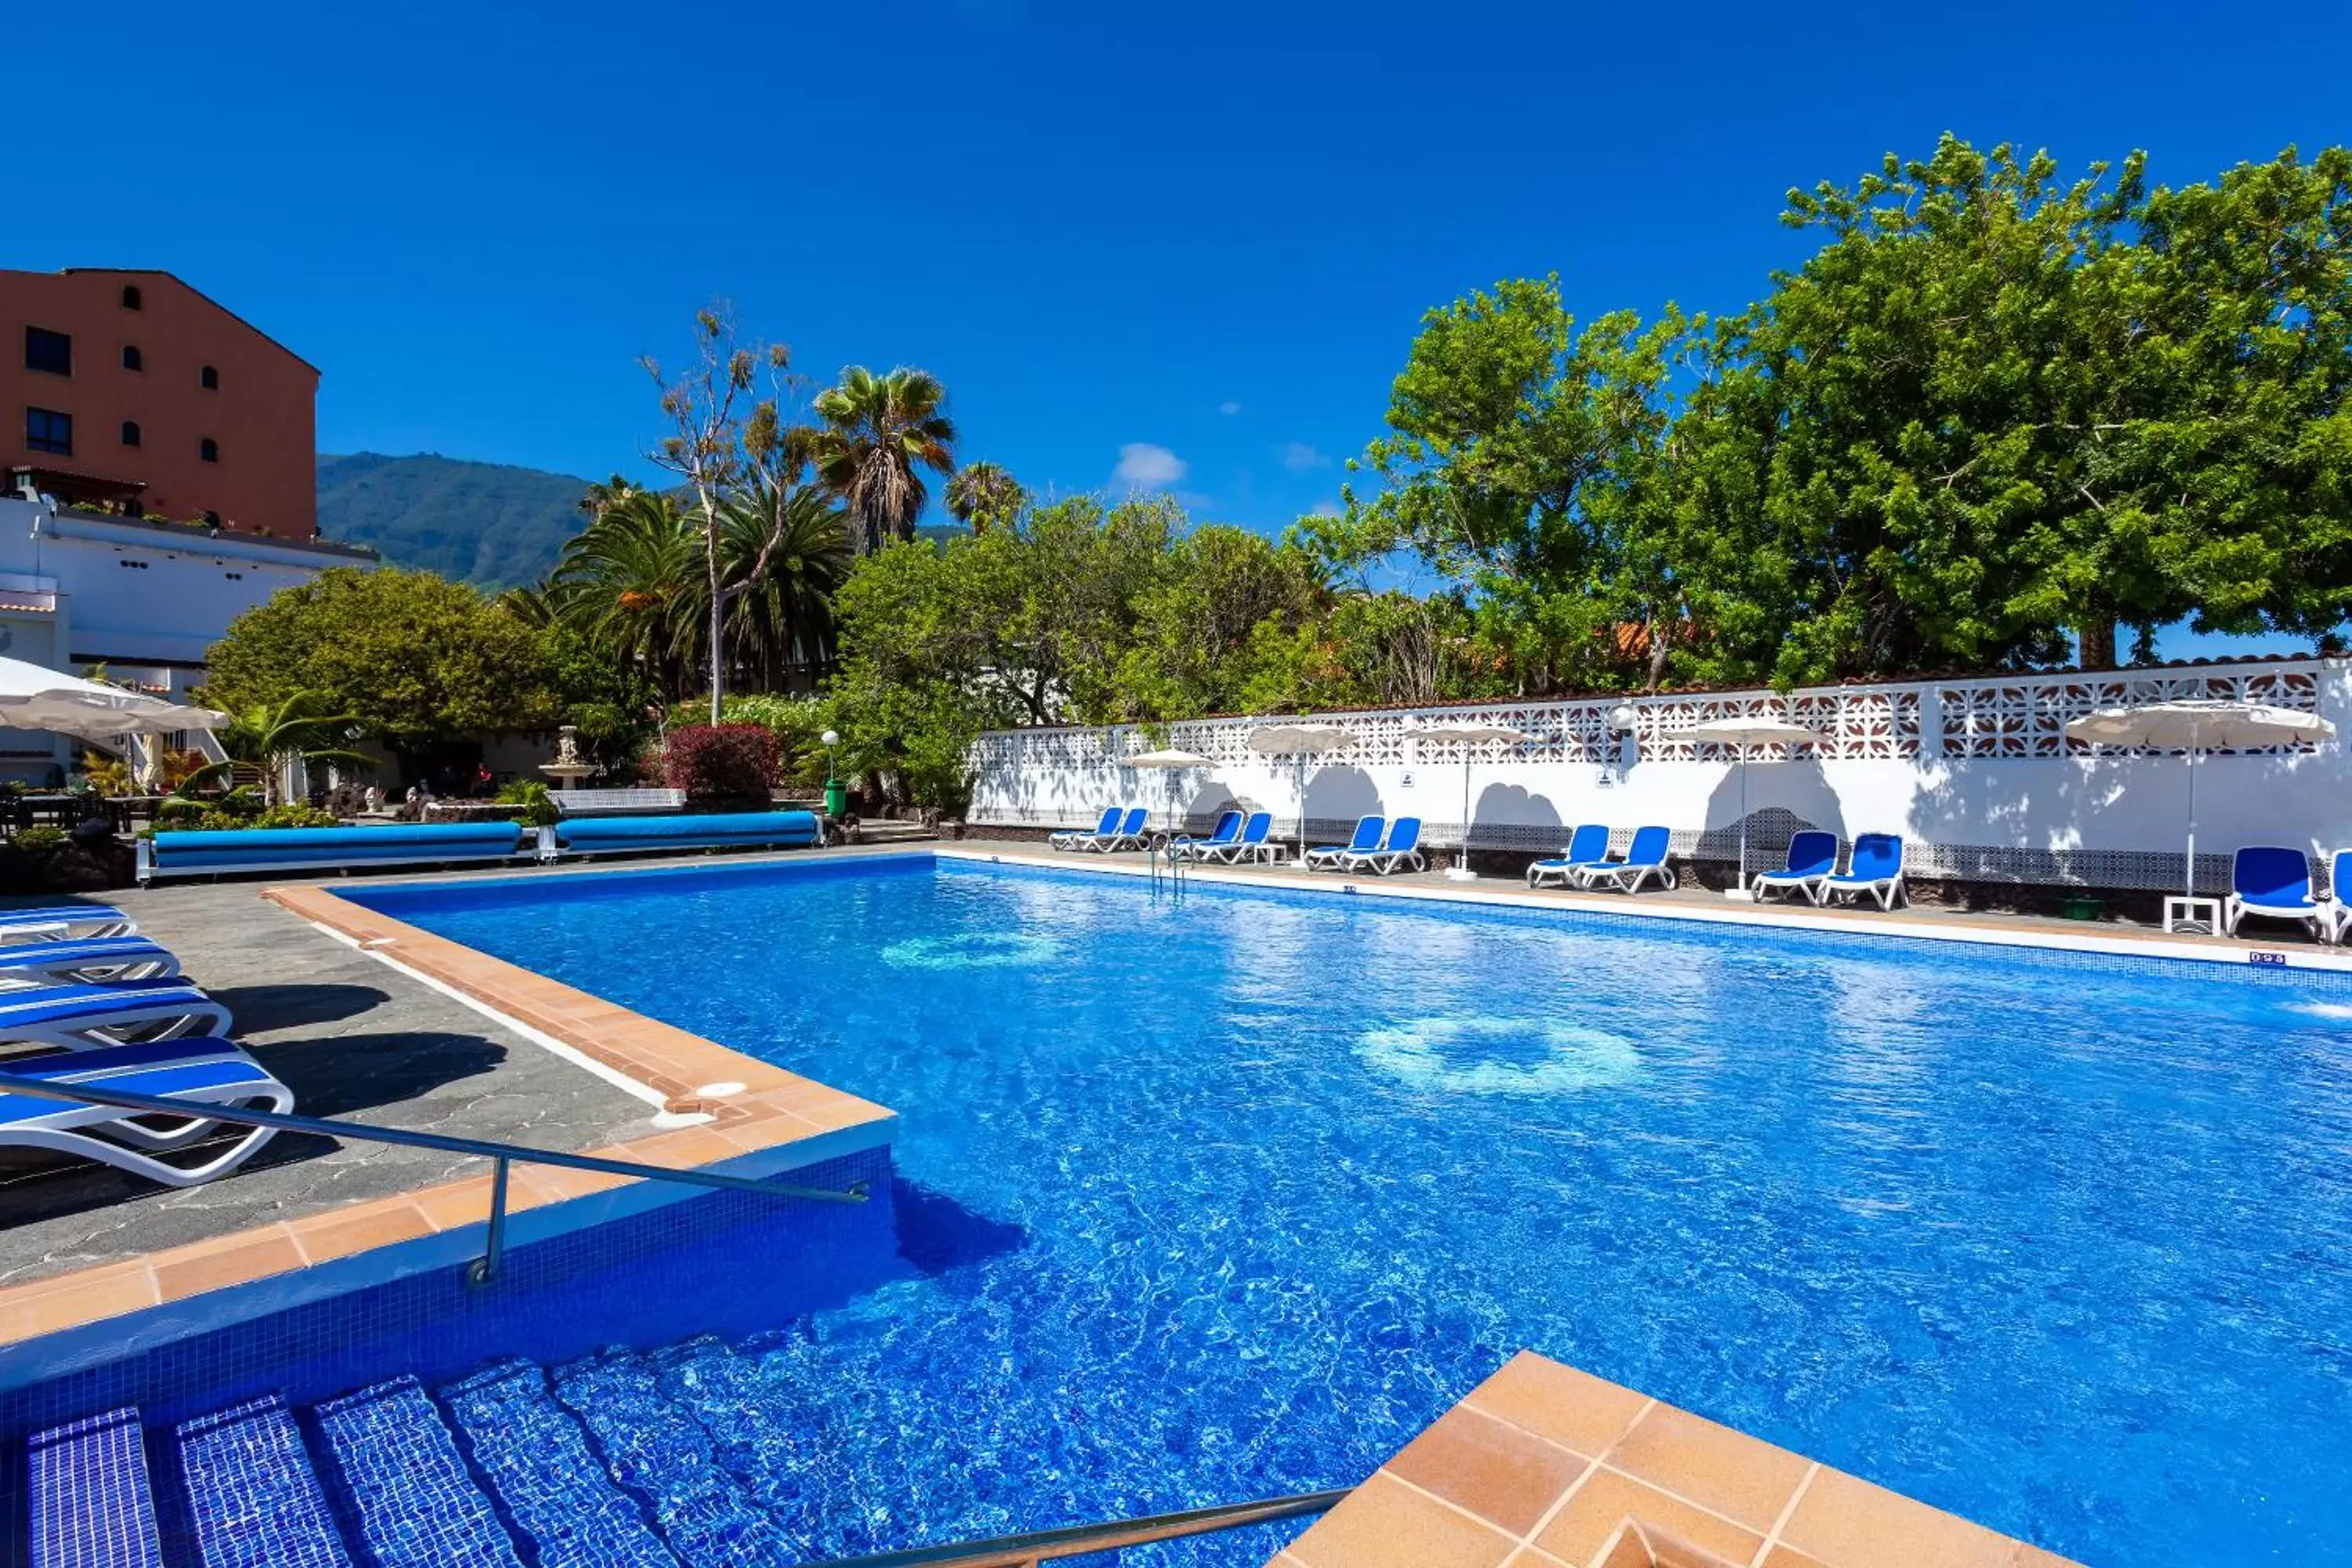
[[0, 1037, 292, 1187]]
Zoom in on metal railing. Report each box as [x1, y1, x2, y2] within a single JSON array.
[[0, 1070, 869, 1285], [1146, 833, 1189, 893], [806, 1486, 1351, 1567]]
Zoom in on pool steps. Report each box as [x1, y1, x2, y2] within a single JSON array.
[[27, 1408, 162, 1568], [174, 1396, 353, 1567], [437, 1359, 680, 1567], [314, 1377, 524, 1568], [24, 1345, 918, 1568]]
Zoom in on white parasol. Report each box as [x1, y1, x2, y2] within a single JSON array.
[[1247, 722, 1353, 858], [0, 655, 228, 740], [1410, 720, 1534, 880], [1121, 747, 1212, 837], [2063, 699, 2336, 898], [1684, 715, 1824, 891]]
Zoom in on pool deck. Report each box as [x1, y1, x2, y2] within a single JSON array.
[[1271, 1352, 2077, 1568], [0, 868, 895, 1349], [951, 834, 2352, 973]]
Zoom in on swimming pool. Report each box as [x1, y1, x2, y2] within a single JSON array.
[[341, 854, 2351, 1565]]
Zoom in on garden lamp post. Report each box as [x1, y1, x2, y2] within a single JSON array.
[[821, 730, 844, 819]]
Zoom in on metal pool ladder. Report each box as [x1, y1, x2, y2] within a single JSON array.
[[0, 1069, 869, 1287], [803, 1486, 1352, 1566], [1147, 833, 1189, 893]]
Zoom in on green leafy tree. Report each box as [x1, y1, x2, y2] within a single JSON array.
[[809, 366, 958, 554], [204, 568, 568, 744], [1310, 277, 1686, 691]]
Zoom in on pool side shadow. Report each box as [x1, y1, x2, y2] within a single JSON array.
[[1274, 1352, 2079, 1568], [0, 880, 896, 1359]]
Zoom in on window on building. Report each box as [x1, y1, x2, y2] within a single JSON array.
[[121, 419, 141, 448], [24, 328, 71, 376], [122, 344, 143, 372], [199, 437, 219, 463], [26, 408, 72, 456], [121, 284, 143, 310], [199, 365, 219, 390]]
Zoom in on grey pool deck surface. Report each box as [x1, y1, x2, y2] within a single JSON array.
[[0, 882, 666, 1289]]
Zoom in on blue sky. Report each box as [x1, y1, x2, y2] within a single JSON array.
[[20, 1, 2350, 652]]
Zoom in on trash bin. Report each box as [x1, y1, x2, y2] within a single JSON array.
[[824, 778, 847, 818]]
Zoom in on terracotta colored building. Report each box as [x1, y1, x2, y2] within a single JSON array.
[[0, 268, 318, 539]]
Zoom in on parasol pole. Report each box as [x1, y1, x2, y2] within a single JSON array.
[[2185, 719, 2199, 900], [1737, 744, 1751, 891], [1457, 750, 1473, 877]]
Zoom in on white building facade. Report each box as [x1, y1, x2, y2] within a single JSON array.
[[0, 495, 376, 782], [967, 657, 2351, 895]]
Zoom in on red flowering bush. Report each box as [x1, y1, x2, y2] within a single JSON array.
[[658, 724, 782, 804]]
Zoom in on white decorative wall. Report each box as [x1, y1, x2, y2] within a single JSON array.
[[966, 660, 2351, 892]]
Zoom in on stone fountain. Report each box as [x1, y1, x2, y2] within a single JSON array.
[[538, 724, 596, 786]]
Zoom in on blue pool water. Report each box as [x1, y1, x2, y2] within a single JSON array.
[[347, 856, 2352, 1565]]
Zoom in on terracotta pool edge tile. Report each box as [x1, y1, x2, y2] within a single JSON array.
[[152, 1229, 307, 1302], [0, 1259, 160, 1344]]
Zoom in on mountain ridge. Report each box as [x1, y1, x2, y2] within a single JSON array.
[[316, 451, 593, 591]]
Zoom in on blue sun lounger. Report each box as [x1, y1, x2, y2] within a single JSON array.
[[1206, 811, 1283, 866], [0, 936, 180, 988], [0, 905, 138, 943], [1342, 816, 1425, 876], [1073, 807, 1149, 853], [1751, 829, 1841, 905], [0, 978, 232, 1052], [1050, 808, 1123, 851], [1304, 816, 1384, 872], [1821, 833, 1907, 910], [1527, 824, 1612, 890], [1168, 809, 1243, 862], [2223, 845, 2328, 940], [0, 1037, 292, 1187], [1584, 825, 1677, 893]]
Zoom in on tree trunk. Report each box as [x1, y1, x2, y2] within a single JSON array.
[[704, 493, 725, 724], [2077, 617, 2117, 670]]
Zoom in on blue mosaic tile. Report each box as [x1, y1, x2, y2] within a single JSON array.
[[548, 1348, 788, 1568], [438, 1360, 678, 1568], [26, 1407, 161, 1568], [174, 1396, 352, 1568], [313, 1377, 522, 1568]]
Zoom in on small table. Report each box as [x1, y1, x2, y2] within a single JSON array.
[[2163, 895, 2222, 936]]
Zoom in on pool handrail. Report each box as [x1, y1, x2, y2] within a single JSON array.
[[0, 1068, 869, 1286], [798, 1484, 1352, 1566]]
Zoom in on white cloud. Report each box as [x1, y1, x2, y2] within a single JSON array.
[[1113, 442, 1188, 490], [1218, 401, 1242, 416], [1279, 441, 1332, 471]]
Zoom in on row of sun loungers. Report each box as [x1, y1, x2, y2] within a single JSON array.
[[0, 905, 292, 1188], [1525, 826, 1910, 906]]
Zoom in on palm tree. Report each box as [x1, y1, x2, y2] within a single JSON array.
[[714, 482, 851, 687], [169, 691, 373, 809], [808, 366, 957, 554], [944, 461, 1026, 535], [546, 490, 702, 699]]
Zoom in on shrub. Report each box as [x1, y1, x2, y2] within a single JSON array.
[[13, 826, 68, 853], [658, 724, 781, 804], [159, 804, 339, 833], [79, 753, 134, 797], [494, 779, 561, 826]]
